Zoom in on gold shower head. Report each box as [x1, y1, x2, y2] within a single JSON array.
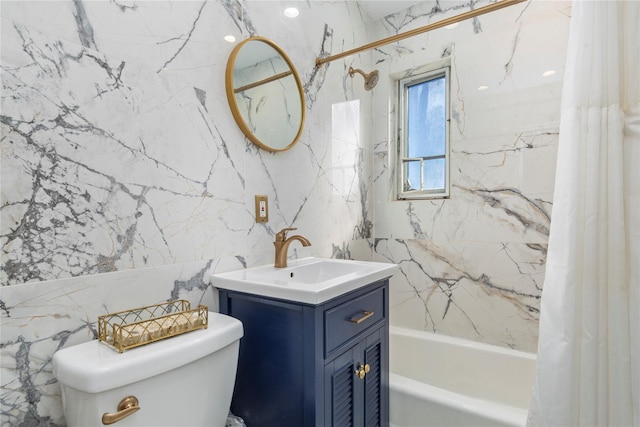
[[349, 67, 379, 91]]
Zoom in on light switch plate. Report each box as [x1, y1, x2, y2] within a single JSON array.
[[255, 195, 268, 223]]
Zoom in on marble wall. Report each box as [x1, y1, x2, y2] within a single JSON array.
[[371, 0, 571, 352], [0, 1, 375, 424]]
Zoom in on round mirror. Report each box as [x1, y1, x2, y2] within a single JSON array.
[[225, 36, 306, 152]]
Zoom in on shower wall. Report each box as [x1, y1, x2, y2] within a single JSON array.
[[371, 0, 571, 352]]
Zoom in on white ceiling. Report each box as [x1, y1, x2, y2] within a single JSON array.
[[358, 1, 425, 20]]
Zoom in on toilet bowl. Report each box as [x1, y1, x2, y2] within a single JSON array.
[[53, 311, 243, 427]]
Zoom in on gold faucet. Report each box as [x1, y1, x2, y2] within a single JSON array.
[[274, 228, 311, 268]]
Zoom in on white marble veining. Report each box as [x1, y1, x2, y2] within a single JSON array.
[[372, 0, 570, 351], [1, 1, 373, 424], [1, 0, 570, 424]]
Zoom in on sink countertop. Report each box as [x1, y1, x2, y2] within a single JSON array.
[[211, 257, 398, 304]]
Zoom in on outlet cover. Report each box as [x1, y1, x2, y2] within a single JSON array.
[[255, 195, 268, 223]]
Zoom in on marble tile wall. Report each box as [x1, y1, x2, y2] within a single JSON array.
[[0, 1, 375, 424], [371, 0, 571, 352]]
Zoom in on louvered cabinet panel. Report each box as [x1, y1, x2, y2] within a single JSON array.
[[327, 352, 357, 427], [364, 339, 382, 427]]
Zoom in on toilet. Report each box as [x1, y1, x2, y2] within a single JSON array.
[[53, 311, 243, 427]]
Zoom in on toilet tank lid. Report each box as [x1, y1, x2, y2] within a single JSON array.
[[52, 311, 243, 394]]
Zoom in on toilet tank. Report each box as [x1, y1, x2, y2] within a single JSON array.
[[53, 311, 243, 427]]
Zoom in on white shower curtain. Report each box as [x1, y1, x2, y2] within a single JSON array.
[[527, 0, 639, 426]]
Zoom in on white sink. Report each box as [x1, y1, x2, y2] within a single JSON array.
[[211, 257, 398, 304]]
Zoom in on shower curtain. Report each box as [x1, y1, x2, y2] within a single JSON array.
[[527, 0, 639, 426]]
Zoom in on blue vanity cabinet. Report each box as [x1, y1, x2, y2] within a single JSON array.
[[217, 279, 389, 427]]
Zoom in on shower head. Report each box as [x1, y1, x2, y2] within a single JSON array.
[[349, 67, 379, 91]]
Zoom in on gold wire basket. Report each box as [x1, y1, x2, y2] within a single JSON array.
[[98, 300, 208, 353]]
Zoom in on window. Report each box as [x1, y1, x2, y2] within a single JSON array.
[[397, 66, 450, 199]]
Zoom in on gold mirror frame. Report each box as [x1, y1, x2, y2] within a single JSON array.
[[225, 36, 306, 152]]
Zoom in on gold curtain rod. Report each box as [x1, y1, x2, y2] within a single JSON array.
[[234, 70, 293, 93], [316, 0, 527, 66]]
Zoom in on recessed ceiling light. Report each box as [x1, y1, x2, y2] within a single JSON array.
[[477, 85, 489, 91], [542, 70, 556, 77], [224, 35, 236, 43], [284, 7, 299, 18]]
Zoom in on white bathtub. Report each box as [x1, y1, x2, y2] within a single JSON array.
[[389, 326, 536, 427]]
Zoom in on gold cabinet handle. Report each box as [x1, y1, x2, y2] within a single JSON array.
[[355, 363, 371, 380], [350, 311, 374, 324], [102, 396, 140, 425]]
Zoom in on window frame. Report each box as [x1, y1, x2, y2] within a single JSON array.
[[396, 65, 451, 200]]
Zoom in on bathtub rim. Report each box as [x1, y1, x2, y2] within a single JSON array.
[[389, 325, 537, 361]]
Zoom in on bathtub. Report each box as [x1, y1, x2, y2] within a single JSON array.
[[389, 326, 536, 427]]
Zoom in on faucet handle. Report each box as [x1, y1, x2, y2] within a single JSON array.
[[276, 227, 297, 241]]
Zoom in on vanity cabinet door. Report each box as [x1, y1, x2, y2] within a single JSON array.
[[325, 328, 387, 427], [326, 345, 359, 426]]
